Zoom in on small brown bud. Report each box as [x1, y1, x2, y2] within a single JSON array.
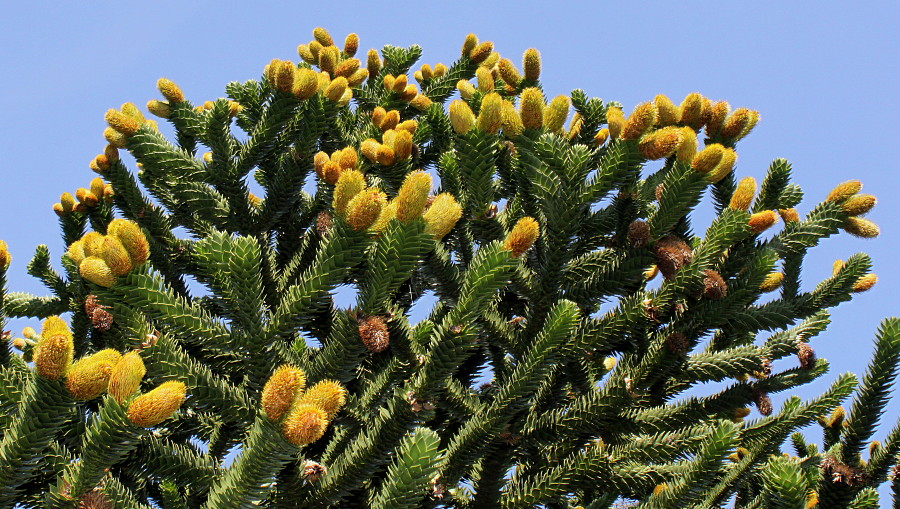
[[626, 220, 649, 248], [359, 316, 389, 353], [797, 342, 816, 370], [702, 270, 727, 300]]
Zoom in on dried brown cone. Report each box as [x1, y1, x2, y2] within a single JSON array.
[[84, 295, 113, 331], [359, 315, 389, 353], [665, 332, 689, 356], [302, 460, 327, 482], [702, 270, 727, 300], [797, 342, 816, 370], [654, 235, 693, 279], [78, 489, 112, 509], [821, 456, 869, 487], [316, 211, 333, 237], [627, 220, 650, 249], [752, 389, 772, 416]]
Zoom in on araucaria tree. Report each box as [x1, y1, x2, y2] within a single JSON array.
[[1, 27, 898, 508]]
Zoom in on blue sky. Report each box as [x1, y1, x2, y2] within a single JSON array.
[[1, 0, 898, 488]]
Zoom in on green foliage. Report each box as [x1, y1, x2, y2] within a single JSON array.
[[0, 27, 895, 508]]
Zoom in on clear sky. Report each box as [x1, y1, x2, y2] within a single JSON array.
[[1, 0, 898, 490]]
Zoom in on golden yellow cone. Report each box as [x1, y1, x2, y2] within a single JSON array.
[[261, 365, 307, 421], [853, 273, 877, 292], [333, 58, 360, 79], [104, 127, 128, 148], [705, 100, 730, 136], [313, 27, 334, 47], [410, 94, 432, 111], [338, 147, 358, 170], [105, 109, 140, 137], [59, 192, 75, 213], [396, 120, 418, 135], [81, 231, 103, 257], [296, 380, 347, 419], [457, 80, 476, 100], [603, 357, 616, 371], [332, 170, 366, 218], [779, 208, 800, 223], [343, 33, 359, 57], [372, 200, 399, 233], [638, 127, 682, 160], [622, 102, 658, 140], [347, 69, 369, 87], [157, 78, 184, 104], [748, 210, 778, 234], [308, 41, 323, 61], [360, 139, 380, 163], [146, 100, 170, 119], [504, 217, 540, 257], [33, 330, 74, 381], [461, 33, 478, 57], [691, 144, 725, 173], [22, 327, 36, 340], [108, 218, 150, 266], [729, 177, 757, 211], [297, 44, 316, 64], [543, 95, 570, 133], [395, 170, 432, 222], [381, 110, 400, 131], [826, 180, 863, 202], [760, 272, 784, 293], [293, 68, 319, 100], [345, 188, 386, 231], [477, 93, 504, 134], [519, 88, 544, 129], [679, 92, 707, 129], [90, 178, 105, 200], [127, 381, 187, 427], [721, 108, 760, 141], [501, 100, 525, 136], [468, 41, 493, 63], [476, 67, 494, 93], [423, 193, 463, 239], [654, 95, 679, 127], [65, 349, 121, 400], [843, 216, 879, 238], [80, 256, 117, 287], [841, 194, 877, 216], [393, 129, 414, 160], [366, 49, 381, 76], [324, 77, 348, 102], [282, 403, 329, 446], [706, 148, 737, 183], [433, 63, 447, 77], [594, 128, 610, 146], [497, 58, 521, 86], [318, 46, 340, 75], [675, 126, 698, 162], [522, 48, 541, 81], [99, 235, 133, 276], [108, 351, 146, 402], [375, 145, 395, 166], [450, 100, 476, 134], [606, 107, 625, 139]]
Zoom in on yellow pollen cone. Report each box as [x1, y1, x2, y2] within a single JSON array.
[[504, 217, 540, 257], [501, 101, 524, 136], [748, 210, 778, 234], [79, 256, 117, 287], [346, 188, 387, 231], [468, 41, 493, 63], [843, 217, 879, 238], [826, 180, 863, 202], [282, 403, 329, 446], [347, 69, 369, 87], [497, 58, 521, 86], [450, 100, 476, 134], [622, 102, 659, 140], [675, 126, 697, 162], [395, 170, 433, 222], [729, 177, 757, 211], [706, 148, 737, 183], [297, 44, 316, 64], [108, 351, 146, 403], [338, 147, 358, 170], [853, 273, 877, 292], [65, 349, 121, 400], [367, 49, 381, 76], [841, 194, 877, 216], [146, 100, 170, 119], [759, 272, 784, 293], [606, 107, 625, 139], [381, 110, 400, 131], [293, 68, 320, 100], [638, 127, 682, 160], [721, 108, 760, 141], [261, 365, 307, 421], [296, 380, 347, 419], [105, 109, 141, 137], [691, 144, 725, 173], [127, 381, 187, 427], [343, 33, 359, 57], [679, 92, 707, 129], [360, 139, 380, 163], [705, 100, 730, 136], [477, 93, 504, 134], [594, 128, 610, 147], [654, 95, 679, 127], [324, 77, 349, 102], [519, 88, 544, 129], [522, 48, 541, 81], [423, 193, 463, 239], [410, 94, 432, 111], [313, 27, 334, 47], [375, 145, 395, 166], [778, 208, 800, 223], [461, 33, 478, 57], [157, 78, 184, 104], [104, 127, 128, 148], [457, 80, 476, 100], [33, 332, 74, 381], [543, 95, 570, 133], [107, 218, 150, 266], [333, 170, 366, 218], [476, 67, 494, 93], [99, 235, 133, 276]]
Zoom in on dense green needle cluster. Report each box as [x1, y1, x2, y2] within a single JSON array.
[[0, 27, 897, 508]]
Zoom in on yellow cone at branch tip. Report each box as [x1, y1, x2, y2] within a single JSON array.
[[33, 326, 74, 381], [375, 145, 395, 166], [146, 100, 170, 119], [748, 210, 778, 234], [343, 33, 359, 57], [313, 26, 333, 47], [497, 58, 521, 86], [90, 178, 105, 200], [282, 403, 329, 446], [400, 84, 418, 102], [759, 272, 784, 293], [104, 144, 119, 163], [81, 231, 103, 257], [332, 170, 366, 218], [469, 40, 493, 63], [826, 180, 863, 203], [841, 194, 877, 216], [293, 68, 320, 100], [519, 87, 544, 129], [843, 216, 879, 238], [323, 77, 348, 102], [504, 217, 540, 257], [691, 144, 725, 173], [825, 406, 845, 428], [0, 241, 9, 271], [622, 102, 658, 140], [22, 327, 36, 340], [338, 147, 358, 170], [308, 41, 323, 62], [729, 177, 757, 211], [522, 48, 541, 81], [457, 80, 476, 100], [566, 113, 584, 140], [638, 127, 682, 160], [388, 74, 407, 94], [394, 129, 414, 160], [347, 69, 369, 88], [594, 128, 610, 147], [59, 192, 75, 213], [65, 349, 121, 400], [603, 357, 617, 371], [675, 126, 698, 162], [120, 102, 144, 123], [721, 108, 760, 141], [482, 51, 500, 70], [653, 95, 679, 127], [104, 127, 128, 148], [395, 170, 433, 223], [372, 200, 399, 233], [423, 193, 463, 239], [80, 256, 117, 287], [475, 66, 493, 93], [606, 107, 625, 139], [679, 92, 707, 129], [381, 110, 400, 131], [543, 95, 570, 133], [108, 218, 150, 266], [261, 365, 307, 421], [501, 100, 524, 136], [99, 235, 133, 276], [316, 71, 331, 93], [296, 380, 347, 419], [705, 100, 730, 136], [407, 93, 430, 110], [346, 188, 387, 231], [366, 48, 381, 76], [779, 208, 800, 223], [319, 45, 340, 75], [706, 148, 737, 183], [297, 44, 316, 64], [360, 139, 379, 163], [853, 273, 878, 293], [450, 100, 476, 134], [461, 33, 478, 57], [105, 109, 140, 137], [477, 93, 504, 134], [108, 351, 146, 403], [127, 381, 187, 427], [157, 78, 184, 104], [314, 151, 330, 179], [64, 241, 85, 266]]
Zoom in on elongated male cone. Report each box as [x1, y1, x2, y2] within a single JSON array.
[[324, 77, 348, 102], [395, 170, 432, 222], [127, 381, 186, 427], [293, 68, 319, 100], [638, 127, 681, 160], [65, 349, 121, 400], [679, 92, 707, 129], [721, 108, 760, 141], [99, 235, 133, 276], [346, 188, 386, 230], [449, 100, 476, 134], [523, 48, 541, 81], [332, 169, 366, 218], [282, 404, 329, 446], [705, 100, 730, 136], [79, 256, 117, 287], [313, 27, 334, 47], [262, 365, 307, 421], [109, 351, 146, 402], [759, 272, 784, 293], [707, 148, 737, 183], [543, 95, 570, 133], [497, 58, 521, 86], [105, 109, 140, 137], [654, 95, 679, 126], [748, 210, 778, 234], [34, 317, 74, 380], [841, 194, 876, 216], [157, 78, 184, 103], [826, 180, 862, 202], [297, 380, 348, 419], [468, 41, 493, 63], [853, 273, 878, 292], [843, 216, 879, 238], [606, 107, 625, 139], [107, 218, 150, 266], [0, 240, 9, 269], [503, 217, 540, 257], [622, 102, 658, 140], [477, 93, 504, 134], [519, 88, 544, 129], [343, 33, 359, 57], [729, 177, 756, 211]]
